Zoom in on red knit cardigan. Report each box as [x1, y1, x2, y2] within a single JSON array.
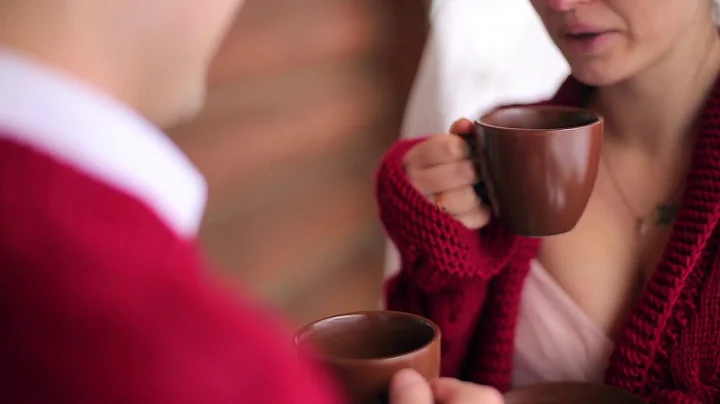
[[376, 76, 720, 403], [0, 138, 342, 404]]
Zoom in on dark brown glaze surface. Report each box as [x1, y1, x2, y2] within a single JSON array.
[[295, 311, 440, 404], [504, 382, 645, 404], [474, 105, 604, 237]]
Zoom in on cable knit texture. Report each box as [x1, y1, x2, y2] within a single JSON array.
[[376, 76, 720, 402], [0, 139, 343, 404]]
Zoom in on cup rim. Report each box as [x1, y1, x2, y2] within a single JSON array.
[[294, 310, 441, 364], [475, 105, 604, 133]]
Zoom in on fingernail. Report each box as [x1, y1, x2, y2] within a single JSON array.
[[391, 369, 424, 389]]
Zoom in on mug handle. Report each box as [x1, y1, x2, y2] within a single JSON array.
[[458, 132, 490, 205]]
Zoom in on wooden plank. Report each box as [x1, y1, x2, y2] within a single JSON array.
[[199, 125, 385, 226], [209, 0, 379, 83], [279, 238, 386, 327], [200, 175, 378, 298], [166, 0, 429, 324], [174, 81, 388, 211], [194, 63, 380, 123]]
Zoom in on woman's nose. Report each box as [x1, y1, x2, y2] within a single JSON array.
[[544, 0, 594, 11]]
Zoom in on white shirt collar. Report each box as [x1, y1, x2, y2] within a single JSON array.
[[0, 50, 207, 238]]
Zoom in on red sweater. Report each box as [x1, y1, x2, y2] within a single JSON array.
[[376, 77, 720, 404], [0, 138, 343, 404]]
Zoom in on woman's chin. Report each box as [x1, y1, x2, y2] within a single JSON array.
[[569, 65, 626, 88]]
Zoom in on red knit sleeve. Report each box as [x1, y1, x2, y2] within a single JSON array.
[[375, 138, 531, 377], [375, 138, 520, 292], [642, 391, 704, 404]]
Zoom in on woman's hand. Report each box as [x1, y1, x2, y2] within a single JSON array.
[[390, 369, 504, 404], [431, 377, 504, 404], [402, 119, 490, 229]]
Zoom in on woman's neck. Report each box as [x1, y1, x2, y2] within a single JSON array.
[[594, 26, 720, 154]]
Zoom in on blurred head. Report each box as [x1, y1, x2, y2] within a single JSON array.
[[120, 0, 246, 125], [0, 0, 246, 126], [530, 0, 719, 86]]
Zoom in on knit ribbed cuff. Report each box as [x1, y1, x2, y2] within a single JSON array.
[[375, 138, 521, 291]]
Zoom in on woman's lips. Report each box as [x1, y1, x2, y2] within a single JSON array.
[[562, 31, 616, 55]]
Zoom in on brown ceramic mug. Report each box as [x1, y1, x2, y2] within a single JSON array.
[[295, 310, 441, 404], [464, 105, 603, 237], [504, 382, 646, 404]]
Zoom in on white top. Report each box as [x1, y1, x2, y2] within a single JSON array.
[[512, 259, 615, 388], [400, 0, 569, 138], [0, 49, 206, 238]]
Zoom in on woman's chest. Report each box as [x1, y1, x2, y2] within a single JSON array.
[[536, 171, 677, 337], [511, 252, 720, 396], [522, 219, 720, 395]]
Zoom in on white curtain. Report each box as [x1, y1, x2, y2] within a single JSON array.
[[383, 0, 570, 284]]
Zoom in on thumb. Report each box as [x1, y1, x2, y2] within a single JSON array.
[[449, 118, 474, 135], [389, 369, 433, 404], [432, 378, 504, 404]]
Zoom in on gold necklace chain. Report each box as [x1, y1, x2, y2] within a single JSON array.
[[601, 154, 684, 236]]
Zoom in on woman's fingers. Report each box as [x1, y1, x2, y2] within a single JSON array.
[[456, 208, 492, 230], [449, 118, 474, 135], [389, 369, 434, 404], [401, 119, 491, 230], [431, 378, 504, 404], [433, 186, 479, 216], [403, 133, 470, 170], [432, 186, 490, 229], [408, 160, 477, 195]]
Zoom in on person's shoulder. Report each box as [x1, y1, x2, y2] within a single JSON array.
[[224, 297, 345, 404], [0, 135, 175, 224], [0, 135, 185, 269], [0, 135, 345, 404]]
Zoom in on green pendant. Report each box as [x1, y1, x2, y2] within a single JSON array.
[[656, 203, 679, 227]]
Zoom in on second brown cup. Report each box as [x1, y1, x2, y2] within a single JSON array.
[[467, 105, 603, 237], [295, 310, 441, 404], [504, 382, 646, 404]]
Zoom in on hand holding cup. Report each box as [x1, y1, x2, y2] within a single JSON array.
[[402, 119, 491, 230], [405, 106, 604, 237], [389, 369, 504, 404]]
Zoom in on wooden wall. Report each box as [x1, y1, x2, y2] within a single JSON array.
[[167, 0, 428, 326]]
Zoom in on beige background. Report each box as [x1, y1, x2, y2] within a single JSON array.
[[166, 0, 428, 327]]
